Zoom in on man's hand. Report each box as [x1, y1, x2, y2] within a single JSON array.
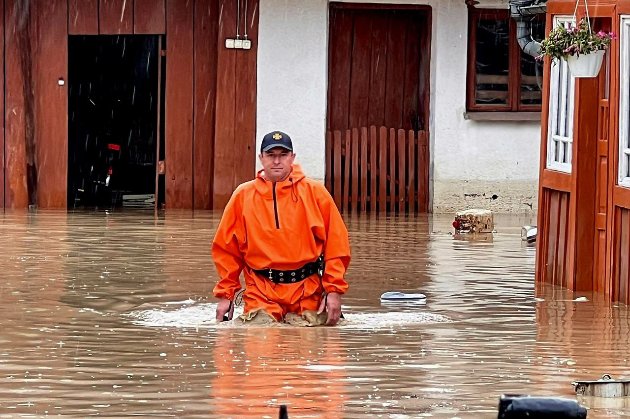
[[216, 298, 233, 322], [317, 292, 342, 326]]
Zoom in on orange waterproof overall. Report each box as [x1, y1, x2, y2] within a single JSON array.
[[212, 165, 350, 321]]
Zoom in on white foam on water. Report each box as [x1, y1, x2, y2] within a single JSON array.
[[340, 312, 452, 330], [125, 303, 451, 329]]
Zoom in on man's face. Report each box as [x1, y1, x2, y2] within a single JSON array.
[[259, 147, 295, 182]]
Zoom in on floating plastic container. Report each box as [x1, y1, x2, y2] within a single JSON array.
[[521, 225, 537, 243], [380, 291, 426, 302]]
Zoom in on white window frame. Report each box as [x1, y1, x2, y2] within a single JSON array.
[[619, 16, 630, 187], [546, 16, 576, 173]]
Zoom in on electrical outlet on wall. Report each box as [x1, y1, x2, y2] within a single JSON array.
[[225, 38, 235, 49], [234, 39, 243, 49], [242, 39, 252, 50]]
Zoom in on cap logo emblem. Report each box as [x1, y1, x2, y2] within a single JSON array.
[[273, 133, 282, 140]]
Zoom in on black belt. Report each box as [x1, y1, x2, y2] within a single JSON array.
[[254, 256, 324, 284]]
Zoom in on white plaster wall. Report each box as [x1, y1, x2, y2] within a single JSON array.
[[257, 0, 541, 213], [256, 0, 329, 178]]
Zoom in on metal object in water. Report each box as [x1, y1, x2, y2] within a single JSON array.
[[497, 394, 587, 418], [573, 374, 630, 397]]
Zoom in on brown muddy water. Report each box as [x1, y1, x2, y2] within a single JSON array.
[[0, 210, 629, 418]]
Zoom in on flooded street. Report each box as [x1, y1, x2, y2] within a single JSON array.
[[1, 210, 629, 418]]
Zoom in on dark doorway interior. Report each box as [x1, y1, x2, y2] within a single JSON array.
[[68, 35, 163, 209]]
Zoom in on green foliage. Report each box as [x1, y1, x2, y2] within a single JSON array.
[[538, 18, 614, 60]]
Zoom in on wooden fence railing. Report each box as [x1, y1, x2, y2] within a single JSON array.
[[325, 126, 429, 214]]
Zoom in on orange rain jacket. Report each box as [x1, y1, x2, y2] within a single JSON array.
[[212, 164, 350, 319]]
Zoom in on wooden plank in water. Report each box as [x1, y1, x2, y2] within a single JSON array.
[[378, 126, 387, 212], [369, 126, 377, 212], [343, 129, 351, 213], [398, 129, 406, 213], [417, 130, 428, 212], [389, 128, 396, 212], [407, 129, 416, 213], [360, 127, 368, 212], [351, 128, 359, 212], [333, 130, 342, 208]]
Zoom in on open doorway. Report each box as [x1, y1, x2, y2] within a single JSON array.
[[68, 35, 164, 209]]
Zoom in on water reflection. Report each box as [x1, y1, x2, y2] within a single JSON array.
[[0, 210, 628, 418], [211, 327, 347, 416]]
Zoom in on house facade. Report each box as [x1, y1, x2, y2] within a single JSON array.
[[536, 0, 630, 304], [0, 0, 541, 213]]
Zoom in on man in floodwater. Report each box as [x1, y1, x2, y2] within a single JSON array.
[[212, 131, 351, 326]]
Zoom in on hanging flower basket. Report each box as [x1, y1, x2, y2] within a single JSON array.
[[538, 18, 614, 78], [564, 49, 605, 77]]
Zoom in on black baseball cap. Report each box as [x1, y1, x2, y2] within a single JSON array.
[[261, 131, 293, 153]]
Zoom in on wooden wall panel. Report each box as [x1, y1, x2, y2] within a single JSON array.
[[68, 0, 98, 35], [99, 0, 133, 34], [350, 128, 359, 211], [383, 17, 405, 129], [614, 208, 630, 304], [231, 0, 258, 200], [0, 0, 3, 208], [212, 0, 237, 209], [540, 189, 571, 287], [402, 16, 420, 130], [135, 0, 166, 34], [213, 0, 258, 209], [5, 0, 67, 209], [348, 13, 371, 129], [327, 7, 352, 131], [5, 0, 33, 208], [166, 0, 194, 208], [193, 0, 218, 209], [367, 15, 387, 126], [35, 0, 68, 208], [327, 7, 430, 132]]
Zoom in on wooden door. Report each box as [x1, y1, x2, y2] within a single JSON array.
[[537, 4, 614, 293], [593, 17, 613, 294], [326, 4, 431, 213], [609, 6, 630, 303]]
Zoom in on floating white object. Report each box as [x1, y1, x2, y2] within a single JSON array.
[[521, 225, 537, 243], [380, 291, 427, 301]]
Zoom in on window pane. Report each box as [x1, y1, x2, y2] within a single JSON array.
[[474, 16, 509, 106], [520, 19, 545, 106]]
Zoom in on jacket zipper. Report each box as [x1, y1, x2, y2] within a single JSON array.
[[272, 182, 280, 229]]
